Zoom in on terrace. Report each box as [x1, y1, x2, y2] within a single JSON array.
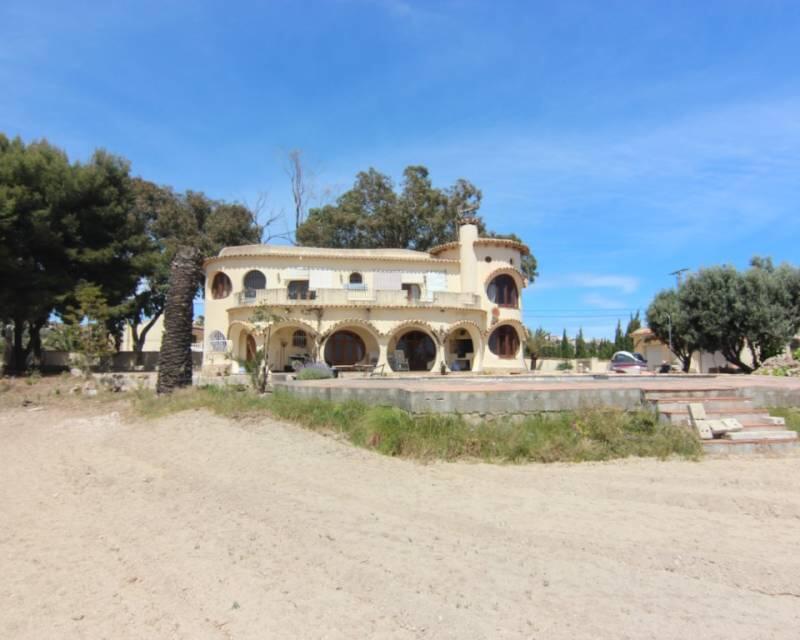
[[233, 288, 481, 309]]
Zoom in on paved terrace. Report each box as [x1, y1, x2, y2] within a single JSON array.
[[275, 374, 800, 415]]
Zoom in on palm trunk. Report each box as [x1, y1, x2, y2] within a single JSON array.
[[156, 247, 202, 394]]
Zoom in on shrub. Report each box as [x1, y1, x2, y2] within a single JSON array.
[[556, 360, 573, 371], [296, 363, 334, 380]]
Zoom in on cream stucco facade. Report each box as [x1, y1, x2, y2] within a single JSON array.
[[201, 222, 531, 375]]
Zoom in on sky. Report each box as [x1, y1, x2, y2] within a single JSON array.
[[3, 0, 800, 338]]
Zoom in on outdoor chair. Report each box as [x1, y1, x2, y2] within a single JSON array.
[[392, 350, 410, 372]]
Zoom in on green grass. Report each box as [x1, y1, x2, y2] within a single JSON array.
[[768, 407, 800, 434], [132, 386, 702, 463]]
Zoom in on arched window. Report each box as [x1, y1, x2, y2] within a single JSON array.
[[349, 272, 363, 284], [243, 270, 266, 298], [211, 273, 232, 300], [209, 330, 228, 352], [324, 331, 366, 366], [488, 325, 520, 358], [486, 274, 518, 307], [292, 330, 307, 348]]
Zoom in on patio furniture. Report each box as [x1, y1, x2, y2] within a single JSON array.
[[390, 350, 410, 372]]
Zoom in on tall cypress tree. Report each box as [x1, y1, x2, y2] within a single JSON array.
[[575, 328, 588, 358]]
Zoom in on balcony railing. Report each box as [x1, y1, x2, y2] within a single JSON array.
[[236, 288, 480, 308]]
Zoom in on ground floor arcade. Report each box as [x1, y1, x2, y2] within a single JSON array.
[[204, 312, 527, 374]]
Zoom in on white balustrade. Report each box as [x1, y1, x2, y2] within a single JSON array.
[[236, 288, 478, 308]]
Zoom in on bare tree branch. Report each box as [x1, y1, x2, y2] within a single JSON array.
[[250, 191, 294, 244], [285, 149, 314, 232]]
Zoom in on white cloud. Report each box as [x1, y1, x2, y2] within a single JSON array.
[[582, 293, 625, 309], [536, 273, 640, 294]]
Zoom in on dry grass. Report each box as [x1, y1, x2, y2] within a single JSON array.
[[133, 385, 702, 463]]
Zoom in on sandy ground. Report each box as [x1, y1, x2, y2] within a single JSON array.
[[2, 396, 800, 639]]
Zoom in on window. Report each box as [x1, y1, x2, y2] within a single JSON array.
[[211, 273, 232, 300], [292, 330, 307, 348], [485, 256, 492, 263], [324, 331, 366, 366], [209, 330, 227, 352], [349, 272, 363, 284], [486, 274, 518, 307], [243, 270, 266, 298], [402, 283, 421, 301], [287, 280, 315, 300], [488, 325, 520, 358]]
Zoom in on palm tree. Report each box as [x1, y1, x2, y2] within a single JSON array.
[[156, 247, 202, 394]]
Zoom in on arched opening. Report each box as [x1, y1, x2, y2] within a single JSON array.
[[243, 270, 266, 299], [211, 273, 232, 300], [324, 330, 366, 367], [349, 272, 363, 285], [245, 334, 257, 362], [488, 324, 520, 359], [486, 274, 518, 308], [389, 329, 436, 371], [262, 324, 318, 372], [444, 325, 481, 372]]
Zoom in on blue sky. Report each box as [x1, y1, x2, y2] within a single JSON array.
[[3, 1, 800, 338]]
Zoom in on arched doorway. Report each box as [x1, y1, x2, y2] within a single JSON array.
[[324, 330, 366, 367], [444, 323, 482, 372], [391, 330, 436, 371], [245, 334, 257, 362]]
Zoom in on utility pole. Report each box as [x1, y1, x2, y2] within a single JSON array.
[[670, 268, 689, 287]]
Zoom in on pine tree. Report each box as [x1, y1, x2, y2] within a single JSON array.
[[575, 328, 588, 358]]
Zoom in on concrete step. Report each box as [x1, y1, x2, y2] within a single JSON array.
[[653, 398, 754, 413], [643, 388, 734, 401], [724, 430, 798, 441], [659, 408, 766, 425], [739, 422, 793, 431], [703, 438, 800, 455]]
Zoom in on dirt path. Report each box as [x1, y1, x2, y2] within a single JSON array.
[[2, 403, 799, 639]]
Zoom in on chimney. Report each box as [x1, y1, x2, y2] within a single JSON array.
[[458, 219, 478, 294]]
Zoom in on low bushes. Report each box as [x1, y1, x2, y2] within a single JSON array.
[[296, 363, 335, 380], [133, 386, 702, 463]]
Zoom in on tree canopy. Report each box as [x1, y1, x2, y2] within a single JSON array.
[[646, 258, 800, 373], [0, 135, 147, 370], [296, 165, 538, 281], [0, 134, 264, 371], [645, 289, 697, 372]]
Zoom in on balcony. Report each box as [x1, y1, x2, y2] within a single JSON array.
[[234, 288, 480, 309]]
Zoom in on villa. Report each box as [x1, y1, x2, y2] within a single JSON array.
[[201, 219, 530, 374]]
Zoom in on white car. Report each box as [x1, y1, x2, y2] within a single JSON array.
[[610, 351, 648, 374]]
